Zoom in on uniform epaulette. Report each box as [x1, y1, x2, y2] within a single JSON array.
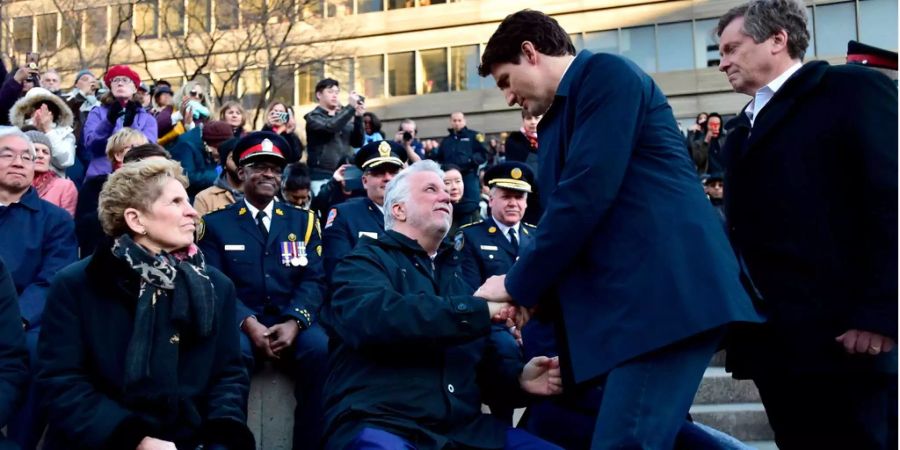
[[523, 222, 537, 228], [459, 220, 483, 229], [205, 205, 232, 216]]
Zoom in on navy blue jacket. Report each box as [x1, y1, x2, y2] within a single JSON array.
[[321, 231, 524, 450], [198, 200, 326, 328], [457, 217, 535, 291], [504, 51, 762, 385], [431, 127, 487, 175], [169, 127, 219, 198], [0, 187, 77, 329], [321, 197, 384, 280], [0, 257, 28, 428], [722, 62, 898, 377]]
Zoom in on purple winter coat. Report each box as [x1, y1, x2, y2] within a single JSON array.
[[82, 102, 157, 160]]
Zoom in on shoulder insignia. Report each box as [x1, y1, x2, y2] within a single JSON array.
[[488, 226, 497, 234], [523, 222, 537, 228], [454, 231, 464, 251], [238, 207, 247, 216], [459, 220, 483, 230], [275, 208, 284, 216], [195, 218, 206, 241], [475, 132, 485, 143], [325, 208, 337, 229]]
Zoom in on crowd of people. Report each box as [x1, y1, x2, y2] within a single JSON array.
[[0, 0, 897, 449]]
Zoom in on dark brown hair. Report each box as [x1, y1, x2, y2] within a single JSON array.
[[478, 10, 575, 77]]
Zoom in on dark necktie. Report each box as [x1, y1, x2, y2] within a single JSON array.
[[508, 228, 518, 251], [256, 210, 268, 241]]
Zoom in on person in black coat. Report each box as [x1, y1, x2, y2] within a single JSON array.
[[717, 2, 898, 449], [501, 110, 543, 224], [37, 159, 254, 450], [0, 256, 29, 450]]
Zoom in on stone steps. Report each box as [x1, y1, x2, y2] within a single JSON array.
[[690, 360, 775, 443]]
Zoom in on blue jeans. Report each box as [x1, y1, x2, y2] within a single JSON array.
[[347, 427, 563, 450]]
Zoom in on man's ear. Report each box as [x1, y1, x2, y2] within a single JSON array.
[[392, 202, 406, 222], [521, 41, 539, 65], [770, 29, 789, 55], [237, 166, 247, 182]]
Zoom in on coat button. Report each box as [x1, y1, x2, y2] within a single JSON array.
[[456, 303, 467, 312], [447, 384, 454, 393]]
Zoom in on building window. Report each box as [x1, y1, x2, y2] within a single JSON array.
[[13, 17, 33, 54], [358, 0, 383, 13], [241, 68, 263, 111], [657, 22, 693, 72], [112, 4, 134, 40], [161, 0, 184, 36], [620, 25, 656, 73], [419, 48, 447, 94], [356, 55, 384, 99], [188, 0, 211, 33], [388, 0, 413, 10], [388, 51, 415, 96], [85, 7, 107, 44], [814, 2, 856, 57], [693, 18, 718, 68], [60, 11, 82, 48], [450, 45, 479, 91], [859, 0, 898, 50], [268, 65, 296, 104], [298, 61, 325, 104], [584, 29, 618, 55], [269, 0, 295, 23], [134, 0, 159, 38], [326, 0, 353, 17], [805, 7, 816, 57], [327, 59, 354, 97], [569, 33, 584, 52], [242, 0, 266, 27], [36, 14, 58, 52], [215, 0, 239, 30]]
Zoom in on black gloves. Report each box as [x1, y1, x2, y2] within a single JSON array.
[[106, 100, 124, 124], [123, 100, 140, 127]]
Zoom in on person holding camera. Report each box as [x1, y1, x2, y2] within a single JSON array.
[[392, 118, 424, 161], [158, 80, 213, 148], [303, 78, 364, 194], [262, 101, 303, 164], [0, 61, 41, 126]]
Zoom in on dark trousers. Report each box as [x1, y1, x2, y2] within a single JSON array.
[[754, 371, 897, 450], [7, 328, 43, 450], [589, 329, 722, 449], [240, 320, 329, 450], [347, 427, 563, 450]]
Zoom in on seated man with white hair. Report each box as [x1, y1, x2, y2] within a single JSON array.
[[321, 160, 563, 450]]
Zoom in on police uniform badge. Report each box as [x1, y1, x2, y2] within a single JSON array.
[[239, 207, 247, 216], [476, 133, 485, 143], [488, 226, 497, 234], [378, 141, 392, 158], [454, 232, 465, 251], [288, 233, 297, 242], [275, 208, 284, 216], [262, 138, 274, 153], [325, 208, 338, 229], [511, 167, 523, 179]]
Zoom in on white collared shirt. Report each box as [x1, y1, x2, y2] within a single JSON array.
[[745, 62, 802, 126], [244, 199, 275, 232], [495, 220, 520, 244]]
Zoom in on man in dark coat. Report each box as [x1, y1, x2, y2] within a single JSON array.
[[303, 78, 364, 189], [322, 140, 407, 280], [0, 257, 29, 450], [476, 10, 762, 448], [198, 131, 328, 450], [430, 112, 488, 216], [716, 1, 898, 448], [321, 160, 562, 450]]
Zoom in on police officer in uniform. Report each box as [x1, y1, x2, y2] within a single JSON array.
[[197, 131, 328, 450], [322, 140, 407, 280], [430, 112, 487, 218]]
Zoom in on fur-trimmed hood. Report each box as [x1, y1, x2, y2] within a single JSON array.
[[10, 87, 75, 129]]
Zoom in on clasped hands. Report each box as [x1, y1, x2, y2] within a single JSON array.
[[242, 316, 301, 360]]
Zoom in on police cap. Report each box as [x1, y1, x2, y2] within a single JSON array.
[[484, 161, 534, 193], [354, 140, 408, 171], [232, 131, 288, 168]]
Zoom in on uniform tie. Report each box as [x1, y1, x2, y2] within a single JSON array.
[[256, 211, 269, 241], [508, 227, 518, 250]]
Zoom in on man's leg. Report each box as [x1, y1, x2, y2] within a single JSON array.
[[346, 427, 416, 450], [289, 323, 329, 450], [6, 327, 43, 450], [505, 427, 564, 450], [590, 329, 722, 450]]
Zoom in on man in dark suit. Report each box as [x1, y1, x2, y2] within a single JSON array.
[[197, 131, 328, 450], [475, 10, 762, 448], [322, 140, 407, 280], [716, 1, 898, 448]]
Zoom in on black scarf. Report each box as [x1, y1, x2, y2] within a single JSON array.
[[111, 234, 215, 394]]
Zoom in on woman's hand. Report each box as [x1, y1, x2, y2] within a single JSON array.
[[136, 437, 177, 450], [32, 104, 54, 132]]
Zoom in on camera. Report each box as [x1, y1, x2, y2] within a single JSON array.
[[357, 95, 365, 106], [276, 111, 289, 123], [402, 131, 413, 142]]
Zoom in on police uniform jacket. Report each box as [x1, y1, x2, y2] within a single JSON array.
[[198, 199, 326, 328], [504, 51, 762, 386], [36, 239, 254, 450], [321, 230, 525, 450], [0, 187, 77, 329], [432, 127, 487, 175], [457, 217, 535, 291], [322, 197, 384, 280], [722, 61, 898, 377]]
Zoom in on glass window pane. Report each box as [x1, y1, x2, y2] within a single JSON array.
[[450, 44, 479, 91], [268, 65, 295, 104], [14, 17, 33, 54], [388, 0, 413, 10], [388, 51, 415, 96], [214, 72, 239, 104], [134, 0, 158, 38], [269, 0, 295, 23], [326, 59, 354, 95], [420, 48, 447, 94], [242, 68, 263, 110], [161, 0, 184, 36], [805, 7, 815, 57], [242, 0, 265, 26], [298, 61, 325, 104], [358, 0, 383, 13], [657, 22, 693, 72], [859, 0, 898, 50], [569, 33, 583, 52], [60, 11, 82, 48], [301, 0, 323, 19], [188, 0, 211, 33], [112, 4, 134, 40], [326, 0, 353, 16], [356, 55, 384, 99], [85, 7, 107, 44], [36, 14, 57, 52], [693, 18, 719, 68], [421, 0, 447, 4], [621, 25, 656, 73], [216, 0, 238, 30], [584, 29, 618, 54], [815, 2, 856, 57]]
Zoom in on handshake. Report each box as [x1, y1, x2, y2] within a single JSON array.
[[475, 275, 531, 330]]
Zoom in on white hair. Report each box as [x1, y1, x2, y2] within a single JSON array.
[[384, 160, 444, 231], [0, 126, 36, 158]]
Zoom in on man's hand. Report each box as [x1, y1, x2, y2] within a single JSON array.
[[242, 316, 277, 359], [836, 329, 895, 356], [136, 437, 177, 450], [266, 320, 301, 354], [487, 301, 515, 323], [475, 275, 513, 303], [13, 66, 37, 84], [348, 91, 360, 107], [514, 306, 533, 331], [519, 356, 563, 396]]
